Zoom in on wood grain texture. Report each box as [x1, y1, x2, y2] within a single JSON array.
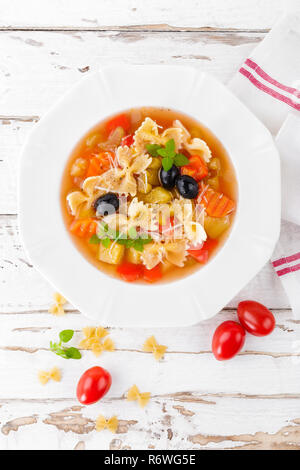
[[1, 395, 300, 450], [0, 0, 299, 450], [0, 30, 263, 116], [0, 0, 287, 30]]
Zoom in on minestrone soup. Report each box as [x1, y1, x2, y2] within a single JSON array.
[[61, 107, 237, 283]]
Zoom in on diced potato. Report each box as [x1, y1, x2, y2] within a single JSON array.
[[148, 157, 162, 170], [70, 158, 88, 177], [76, 205, 95, 219], [99, 241, 125, 265], [209, 158, 221, 174], [207, 176, 219, 191], [143, 187, 173, 204], [137, 174, 152, 194], [204, 215, 230, 239], [127, 247, 142, 264], [146, 169, 160, 186]]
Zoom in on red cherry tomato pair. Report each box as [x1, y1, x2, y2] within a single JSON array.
[[212, 301, 275, 361]]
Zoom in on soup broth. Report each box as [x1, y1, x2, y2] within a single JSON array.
[[61, 107, 237, 284]]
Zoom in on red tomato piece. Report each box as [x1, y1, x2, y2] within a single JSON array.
[[106, 113, 131, 134], [188, 238, 218, 263], [117, 262, 144, 282], [76, 366, 112, 405], [181, 155, 208, 181], [143, 264, 163, 283], [203, 238, 218, 252], [121, 134, 134, 147], [188, 248, 209, 264], [237, 300, 275, 337], [212, 321, 246, 361]]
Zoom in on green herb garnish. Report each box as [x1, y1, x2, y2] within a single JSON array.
[[50, 329, 81, 360], [59, 329, 74, 343], [89, 222, 152, 252], [146, 138, 189, 171]]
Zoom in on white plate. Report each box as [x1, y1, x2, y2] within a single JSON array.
[[19, 65, 280, 327]]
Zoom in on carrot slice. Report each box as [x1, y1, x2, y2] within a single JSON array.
[[106, 114, 131, 135], [70, 218, 98, 238], [85, 151, 114, 178], [198, 184, 235, 217]]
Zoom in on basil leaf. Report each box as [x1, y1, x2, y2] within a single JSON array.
[[128, 227, 137, 239], [117, 238, 128, 246], [146, 144, 161, 157], [118, 232, 127, 240], [133, 240, 144, 252], [50, 342, 69, 359], [89, 234, 101, 244], [102, 237, 111, 248], [165, 138, 175, 157], [157, 148, 168, 157], [174, 153, 189, 167], [141, 237, 152, 245], [59, 329, 74, 343], [106, 228, 117, 239], [65, 347, 82, 359], [162, 156, 173, 171]]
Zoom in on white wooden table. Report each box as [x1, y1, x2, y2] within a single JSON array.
[[1, 0, 299, 451]]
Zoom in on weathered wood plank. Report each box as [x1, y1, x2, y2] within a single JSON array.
[[0, 395, 300, 450], [0, 310, 297, 354], [0, 0, 286, 30], [0, 345, 299, 399], [0, 30, 263, 116]]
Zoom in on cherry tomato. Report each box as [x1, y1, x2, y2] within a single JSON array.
[[237, 300, 275, 337], [76, 366, 112, 405], [117, 262, 144, 282], [212, 321, 246, 361]]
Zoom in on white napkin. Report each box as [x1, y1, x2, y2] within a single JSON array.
[[228, 12, 300, 317]]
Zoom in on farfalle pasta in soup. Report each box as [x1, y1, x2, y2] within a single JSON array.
[[61, 107, 237, 283]]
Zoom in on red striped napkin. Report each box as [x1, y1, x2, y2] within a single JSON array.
[[229, 12, 300, 317]]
